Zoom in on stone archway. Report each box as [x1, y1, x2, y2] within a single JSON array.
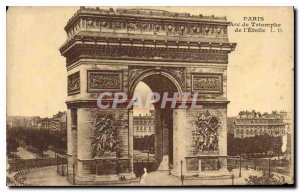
[[60, 7, 236, 184], [129, 70, 182, 174]]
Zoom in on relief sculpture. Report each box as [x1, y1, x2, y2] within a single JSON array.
[[88, 71, 122, 92], [192, 74, 222, 93], [67, 71, 80, 95], [165, 67, 185, 89], [128, 67, 145, 86], [74, 46, 228, 65], [194, 111, 219, 153], [91, 113, 119, 158], [194, 77, 219, 90]]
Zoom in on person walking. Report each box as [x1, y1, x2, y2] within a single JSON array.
[[140, 168, 148, 185]]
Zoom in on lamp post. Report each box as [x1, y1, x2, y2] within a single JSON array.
[[180, 160, 184, 186], [268, 156, 271, 177], [277, 136, 281, 161], [239, 155, 242, 178], [147, 149, 150, 170], [72, 164, 75, 185], [62, 163, 64, 176], [56, 155, 59, 173], [266, 150, 273, 178], [116, 159, 120, 175], [66, 159, 68, 177]]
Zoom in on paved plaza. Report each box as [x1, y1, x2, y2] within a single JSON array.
[[10, 165, 292, 186]]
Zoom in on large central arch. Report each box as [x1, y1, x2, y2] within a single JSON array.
[[130, 70, 182, 173]]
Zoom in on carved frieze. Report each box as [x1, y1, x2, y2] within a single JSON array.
[[192, 73, 222, 94], [91, 19, 226, 37], [87, 70, 123, 92], [67, 45, 228, 65], [194, 111, 219, 154], [67, 71, 80, 95]]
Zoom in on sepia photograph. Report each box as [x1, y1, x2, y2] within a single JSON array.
[[5, 6, 294, 187]]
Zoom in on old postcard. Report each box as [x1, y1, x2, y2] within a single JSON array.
[[6, 6, 294, 186]]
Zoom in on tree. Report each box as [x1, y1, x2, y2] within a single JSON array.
[[29, 129, 50, 156], [246, 171, 286, 185], [227, 134, 283, 156], [133, 134, 155, 151], [7, 135, 19, 156]]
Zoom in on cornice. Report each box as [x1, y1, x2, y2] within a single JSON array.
[[65, 7, 230, 32], [66, 59, 228, 72], [60, 31, 234, 53]]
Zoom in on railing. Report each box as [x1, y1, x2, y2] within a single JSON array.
[[227, 156, 291, 178], [55, 155, 78, 185], [56, 155, 67, 176], [8, 165, 56, 186], [8, 158, 63, 173]]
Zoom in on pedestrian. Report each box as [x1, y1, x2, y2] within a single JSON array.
[[140, 167, 148, 185]]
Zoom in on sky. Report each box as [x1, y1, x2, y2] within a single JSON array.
[[7, 7, 294, 117]]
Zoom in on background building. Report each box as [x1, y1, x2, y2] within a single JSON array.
[[51, 111, 67, 132], [234, 110, 288, 138], [7, 111, 67, 131], [133, 110, 155, 138], [7, 116, 40, 129]]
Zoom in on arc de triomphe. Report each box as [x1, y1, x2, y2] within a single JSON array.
[[60, 7, 236, 184]]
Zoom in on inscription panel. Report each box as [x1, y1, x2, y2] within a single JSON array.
[[192, 73, 222, 94], [68, 71, 80, 95], [87, 70, 123, 92]]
